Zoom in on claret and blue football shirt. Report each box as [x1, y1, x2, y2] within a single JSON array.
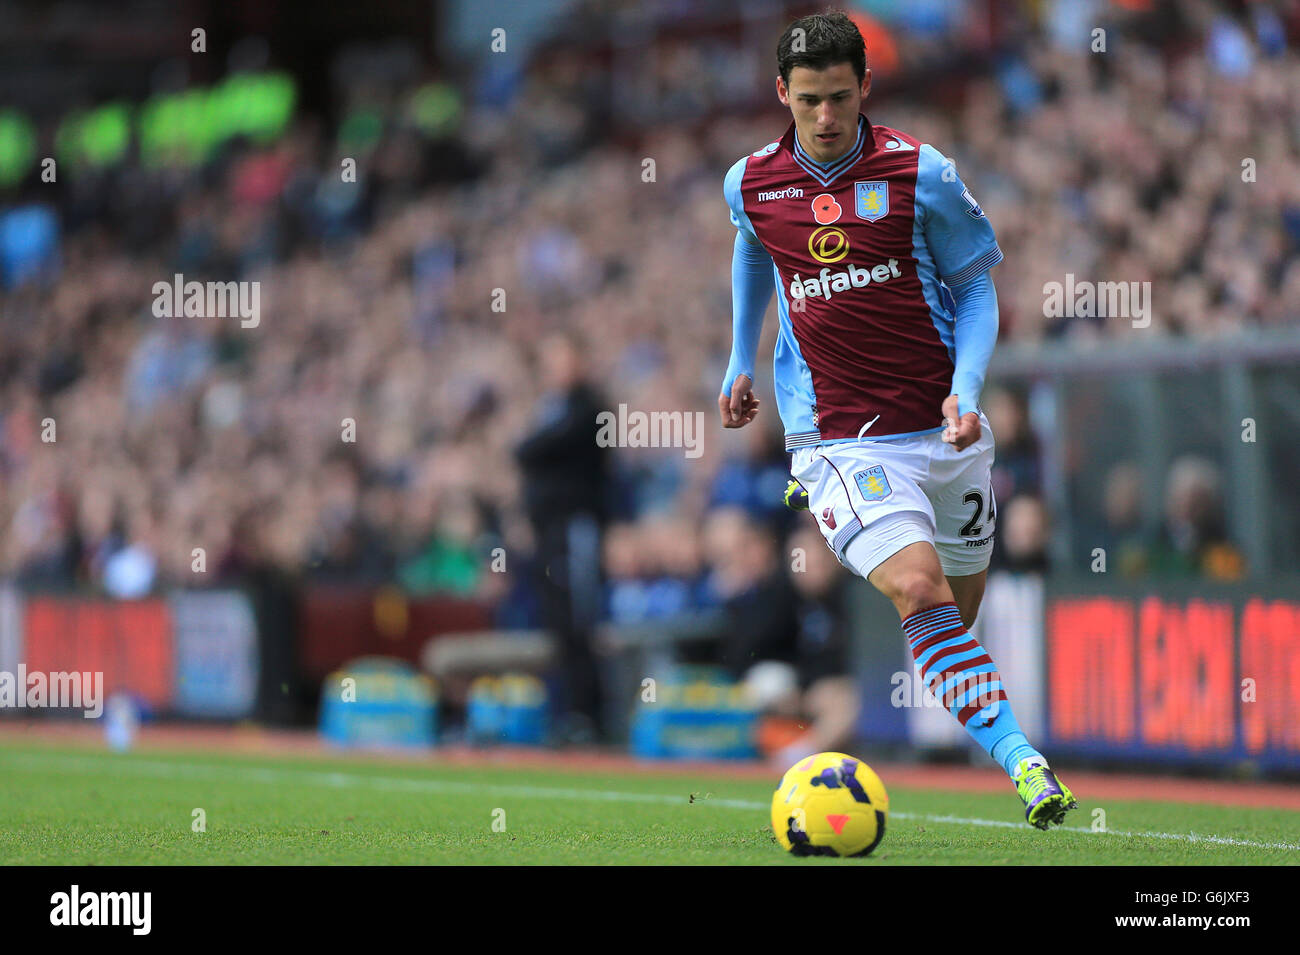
[[721, 114, 1001, 451]]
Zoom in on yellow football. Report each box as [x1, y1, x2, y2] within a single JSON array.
[[771, 751, 889, 857]]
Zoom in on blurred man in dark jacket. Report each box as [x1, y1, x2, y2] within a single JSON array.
[[515, 331, 612, 740]]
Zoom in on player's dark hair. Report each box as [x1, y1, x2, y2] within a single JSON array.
[[777, 10, 867, 85]]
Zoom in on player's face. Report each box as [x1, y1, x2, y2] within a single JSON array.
[[776, 63, 871, 164]]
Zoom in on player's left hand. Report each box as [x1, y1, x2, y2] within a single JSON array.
[[941, 395, 980, 451]]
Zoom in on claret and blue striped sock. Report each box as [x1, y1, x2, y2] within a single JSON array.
[[900, 601, 1046, 778]]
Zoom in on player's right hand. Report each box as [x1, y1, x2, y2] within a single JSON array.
[[719, 373, 760, 428]]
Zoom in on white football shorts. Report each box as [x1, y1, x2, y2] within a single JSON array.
[[790, 410, 997, 579]]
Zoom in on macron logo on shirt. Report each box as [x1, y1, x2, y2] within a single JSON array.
[[788, 258, 904, 302], [757, 186, 805, 202]]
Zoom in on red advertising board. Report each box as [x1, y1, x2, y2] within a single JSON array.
[[23, 597, 173, 708], [1046, 584, 1300, 767], [1239, 597, 1300, 754]]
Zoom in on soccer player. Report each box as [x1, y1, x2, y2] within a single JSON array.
[[718, 11, 1076, 829]]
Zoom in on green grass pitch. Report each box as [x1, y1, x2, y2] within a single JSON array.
[[1, 739, 1297, 865]]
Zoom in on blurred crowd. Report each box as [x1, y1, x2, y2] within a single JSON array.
[[1, 0, 1287, 614]]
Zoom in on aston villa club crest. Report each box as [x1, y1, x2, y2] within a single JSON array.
[[854, 465, 892, 501], [855, 181, 889, 222]]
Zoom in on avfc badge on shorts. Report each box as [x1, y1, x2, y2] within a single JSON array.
[[854, 465, 892, 501], [855, 181, 889, 222]]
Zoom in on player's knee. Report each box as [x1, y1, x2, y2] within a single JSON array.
[[890, 571, 949, 618]]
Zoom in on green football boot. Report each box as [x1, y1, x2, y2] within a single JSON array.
[[1013, 759, 1078, 830], [784, 479, 810, 511]]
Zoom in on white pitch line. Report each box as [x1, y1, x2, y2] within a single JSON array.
[[885, 812, 1300, 851], [7, 752, 1299, 853]]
